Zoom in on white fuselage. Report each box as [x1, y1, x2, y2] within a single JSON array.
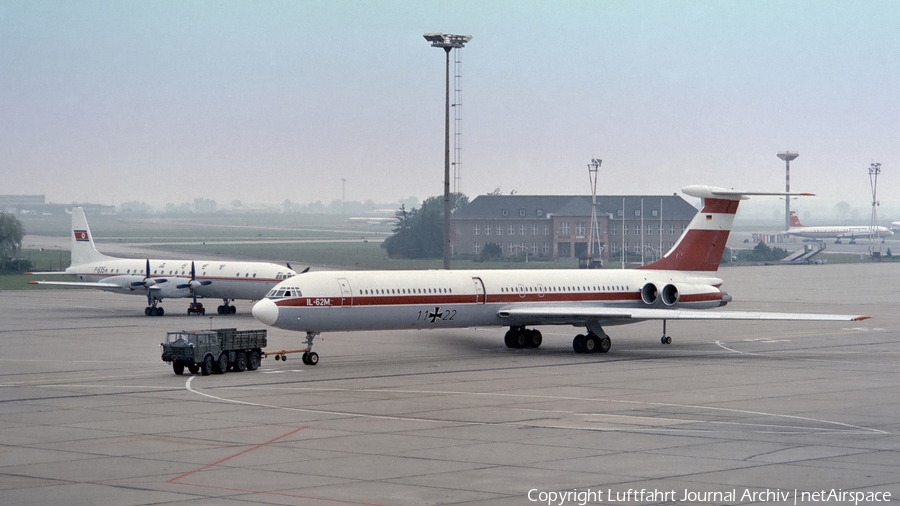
[[787, 225, 893, 240], [253, 268, 726, 333], [69, 259, 295, 301]]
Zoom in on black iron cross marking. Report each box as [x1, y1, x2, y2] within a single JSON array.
[[427, 307, 442, 322]]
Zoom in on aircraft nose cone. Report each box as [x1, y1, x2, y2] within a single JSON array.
[[252, 298, 279, 326]]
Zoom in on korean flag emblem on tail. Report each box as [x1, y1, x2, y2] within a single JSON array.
[[74, 230, 90, 241]]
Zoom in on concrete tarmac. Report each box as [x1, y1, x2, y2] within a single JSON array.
[[1, 262, 898, 505]]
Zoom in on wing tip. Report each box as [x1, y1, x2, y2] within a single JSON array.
[[853, 315, 872, 321]]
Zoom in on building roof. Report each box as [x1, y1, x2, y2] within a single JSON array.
[[453, 194, 697, 221]]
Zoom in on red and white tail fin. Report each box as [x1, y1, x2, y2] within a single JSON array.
[[788, 211, 803, 228], [639, 186, 813, 272], [70, 207, 110, 266]]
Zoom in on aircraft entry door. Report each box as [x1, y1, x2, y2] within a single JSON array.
[[472, 277, 486, 304], [337, 278, 353, 307]]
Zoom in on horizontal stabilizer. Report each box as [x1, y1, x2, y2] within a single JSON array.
[[682, 185, 815, 201]]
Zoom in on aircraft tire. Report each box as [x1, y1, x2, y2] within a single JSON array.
[[504, 330, 517, 348], [514, 332, 528, 349], [145, 307, 152, 316], [598, 336, 611, 353], [305, 352, 319, 366], [229, 305, 236, 314], [528, 330, 543, 348], [573, 334, 586, 353], [583, 335, 597, 353], [173, 363, 184, 375], [217, 305, 225, 315]]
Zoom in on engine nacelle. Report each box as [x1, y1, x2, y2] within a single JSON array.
[[659, 283, 726, 309], [640, 283, 659, 305], [661, 283, 679, 306], [155, 277, 192, 299]]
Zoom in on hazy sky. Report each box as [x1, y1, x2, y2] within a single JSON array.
[[2, 1, 898, 211]]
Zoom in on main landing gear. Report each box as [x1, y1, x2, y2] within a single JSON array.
[[504, 326, 543, 349], [573, 332, 611, 354], [144, 300, 164, 316], [217, 299, 237, 315]]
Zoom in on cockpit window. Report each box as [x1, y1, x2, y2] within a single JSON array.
[[267, 287, 300, 299]]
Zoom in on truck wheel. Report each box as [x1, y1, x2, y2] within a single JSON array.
[[173, 363, 185, 375], [247, 350, 260, 371], [188, 364, 199, 374], [215, 353, 228, 374], [234, 352, 247, 372], [201, 355, 213, 376]]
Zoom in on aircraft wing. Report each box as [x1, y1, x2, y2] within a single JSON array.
[[498, 306, 870, 325], [29, 280, 128, 289]]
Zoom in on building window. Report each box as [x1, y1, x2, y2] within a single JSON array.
[[532, 224, 538, 235], [497, 223, 503, 235], [624, 224, 629, 235], [646, 225, 652, 235], [617, 209, 623, 217], [670, 224, 676, 235], [560, 222, 570, 236], [473, 242, 480, 253], [519, 209, 526, 217], [543, 224, 550, 235], [485, 224, 491, 235], [575, 222, 585, 236], [502, 209, 509, 217], [611, 224, 618, 236], [635, 209, 641, 217], [537, 209, 543, 217], [474, 224, 480, 235], [543, 242, 550, 254], [509, 225, 515, 235], [519, 224, 526, 235], [652, 209, 658, 217]]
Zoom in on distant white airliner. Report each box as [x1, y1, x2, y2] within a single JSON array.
[[786, 211, 893, 243], [29, 207, 296, 316], [252, 186, 870, 366]]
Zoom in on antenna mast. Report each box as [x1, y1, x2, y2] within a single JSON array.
[[587, 158, 603, 268], [868, 162, 882, 258], [452, 47, 464, 195]]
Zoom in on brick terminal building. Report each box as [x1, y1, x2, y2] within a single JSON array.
[[451, 194, 698, 263]]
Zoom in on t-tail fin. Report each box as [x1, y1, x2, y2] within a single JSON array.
[[70, 207, 110, 266], [639, 186, 813, 272], [789, 211, 803, 228]]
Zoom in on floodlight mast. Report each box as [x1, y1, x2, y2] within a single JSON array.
[[777, 151, 799, 231], [424, 33, 472, 269]]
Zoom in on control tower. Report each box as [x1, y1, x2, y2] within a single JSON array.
[[778, 151, 799, 231]]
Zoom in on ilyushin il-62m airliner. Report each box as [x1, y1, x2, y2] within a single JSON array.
[[29, 207, 296, 315], [252, 186, 870, 366]]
